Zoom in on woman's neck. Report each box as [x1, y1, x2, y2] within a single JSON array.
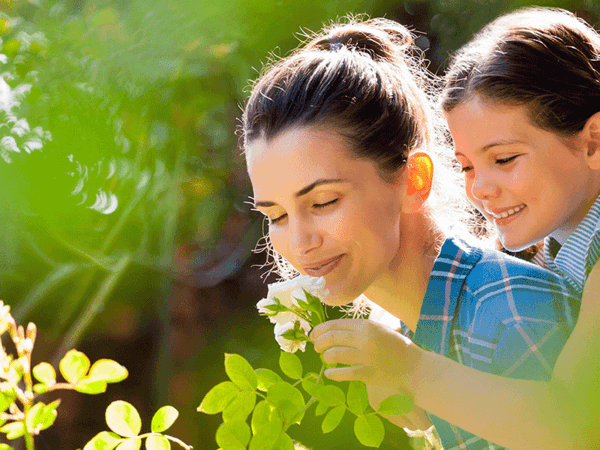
[[365, 211, 445, 332]]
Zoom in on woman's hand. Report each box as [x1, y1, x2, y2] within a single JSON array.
[[310, 318, 420, 391]]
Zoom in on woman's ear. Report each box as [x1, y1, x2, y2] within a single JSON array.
[[583, 112, 600, 170], [403, 151, 433, 212]]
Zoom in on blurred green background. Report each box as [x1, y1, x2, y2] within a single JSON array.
[[0, 0, 598, 448]]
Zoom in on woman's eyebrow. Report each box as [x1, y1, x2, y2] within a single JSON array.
[[254, 178, 348, 208]]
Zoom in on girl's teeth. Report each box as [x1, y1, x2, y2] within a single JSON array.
[[493, 204, 524, 219]]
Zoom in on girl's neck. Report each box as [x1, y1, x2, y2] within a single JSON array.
[[365, 211, 445, 332]]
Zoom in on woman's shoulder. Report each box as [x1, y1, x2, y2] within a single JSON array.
[[447, 236, 577, 298]]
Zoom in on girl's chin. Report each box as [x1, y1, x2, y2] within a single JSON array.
[[500, 236, 539, 252]]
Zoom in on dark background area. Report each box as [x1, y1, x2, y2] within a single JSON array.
[[0, 0, 598, 449]]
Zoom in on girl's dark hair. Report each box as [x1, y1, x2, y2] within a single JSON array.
[[442, 7, 600, 136], [242, 17, 434, 181]]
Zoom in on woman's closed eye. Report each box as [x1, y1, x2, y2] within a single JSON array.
[[268, 199, 338, 225], [269, 213, 287, 225], [496, 155, 519, 165]]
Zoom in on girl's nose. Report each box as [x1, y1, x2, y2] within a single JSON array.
[[471, 172, 501, 201]]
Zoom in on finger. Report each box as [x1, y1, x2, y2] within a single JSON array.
[[310, 318, 366, 340], [322, 346, 360, 366], [323, 364, 366, 383], [312, 330, 360, 353], [408, 406, 433, 430], [380, 414, 415, 429]]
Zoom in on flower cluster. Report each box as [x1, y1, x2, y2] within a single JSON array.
[[256, 276, 329, 352]]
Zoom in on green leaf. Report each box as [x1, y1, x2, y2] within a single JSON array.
[[222, 391, 256, 422], [75, 378, 108, 394], [33, 384, 49, 394], [300, 372, 318, 397], [145, 435, 170, 450], [251, 401, 283, 436], [215, 419, 251, 450], [354, 415, 385, 447], [25, 402, 57, 432], [347, 381, 369, 416], [150, 406, 178, 433], [255, 368, 283, 392], [82, 431, 122, 450], [115, 438, 142, 450], [225, 354, 258, 391], [0, 422, 25, 439], [315, 402, 329, 416], [32, 362, 56, 386], [279, 352, 302, 380], [249, 429, 280, 450], [0, 390, 16, 414], [273, 432, 295, 450], [0, 444, 13, 450], [322, 405, 345, 433], [377, 394, 414, 416], [59, 349, 90, 384], [267, 382, 305, 426], [314, 384, 345, 407], [198, 381, 239, 414], [88, 360, 129, 383], [106, 401, 142, 438]]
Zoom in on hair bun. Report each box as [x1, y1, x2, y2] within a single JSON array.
[[306, 18, 416, 62]]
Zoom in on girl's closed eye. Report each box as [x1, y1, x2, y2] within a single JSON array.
[[460, 165, 473, 174], [314, 198, 339, 209]]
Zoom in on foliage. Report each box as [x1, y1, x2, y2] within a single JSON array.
[[0, 301, 127, 449], [199, 352, 413, 450], [199, 286, 414, 450], [84, 403, 191, 450]]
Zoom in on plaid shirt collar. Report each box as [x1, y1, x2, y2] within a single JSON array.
[[412, 237, 483, 355], [544, 193, 600, 292]]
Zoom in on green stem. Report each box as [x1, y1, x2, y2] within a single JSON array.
[[24, 430, 34, 450], [135, 433, 192, 449]]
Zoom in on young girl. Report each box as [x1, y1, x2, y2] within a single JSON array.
[[331, 7, 600, 450], [442, 6, 600, 449], [242, 16, 579, 450]]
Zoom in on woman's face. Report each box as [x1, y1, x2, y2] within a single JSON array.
[[246, 126, 405, 306], [446, 96, 598, 250]]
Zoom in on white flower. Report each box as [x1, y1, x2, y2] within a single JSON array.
[[259, 275, 328, 325], [274, 319, 311, 353]]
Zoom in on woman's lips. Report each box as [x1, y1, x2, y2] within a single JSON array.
[[303, 255, 345, 277]]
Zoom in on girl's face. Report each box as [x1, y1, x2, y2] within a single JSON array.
[[246, 126, 405, 306], [446, 96, 599, 250]]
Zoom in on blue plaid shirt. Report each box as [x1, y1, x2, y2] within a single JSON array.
[[402, 237, 580, 450], [543, 193, 600, 293]]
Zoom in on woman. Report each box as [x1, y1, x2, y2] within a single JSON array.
[[242, 17, 579, 449]]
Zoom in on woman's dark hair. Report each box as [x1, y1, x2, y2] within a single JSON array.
[[442, 7, 600, 137], [242, 17, 434, 181], [243, 16, 475, 280]]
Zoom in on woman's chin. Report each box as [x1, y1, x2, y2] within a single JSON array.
[[321, 287, 364, 307]]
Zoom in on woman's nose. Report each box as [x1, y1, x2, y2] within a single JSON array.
[[289, 217, 322, 257]]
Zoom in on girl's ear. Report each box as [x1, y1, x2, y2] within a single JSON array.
[[403, 151, 433, 213], [583, 112, 600, 170]]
